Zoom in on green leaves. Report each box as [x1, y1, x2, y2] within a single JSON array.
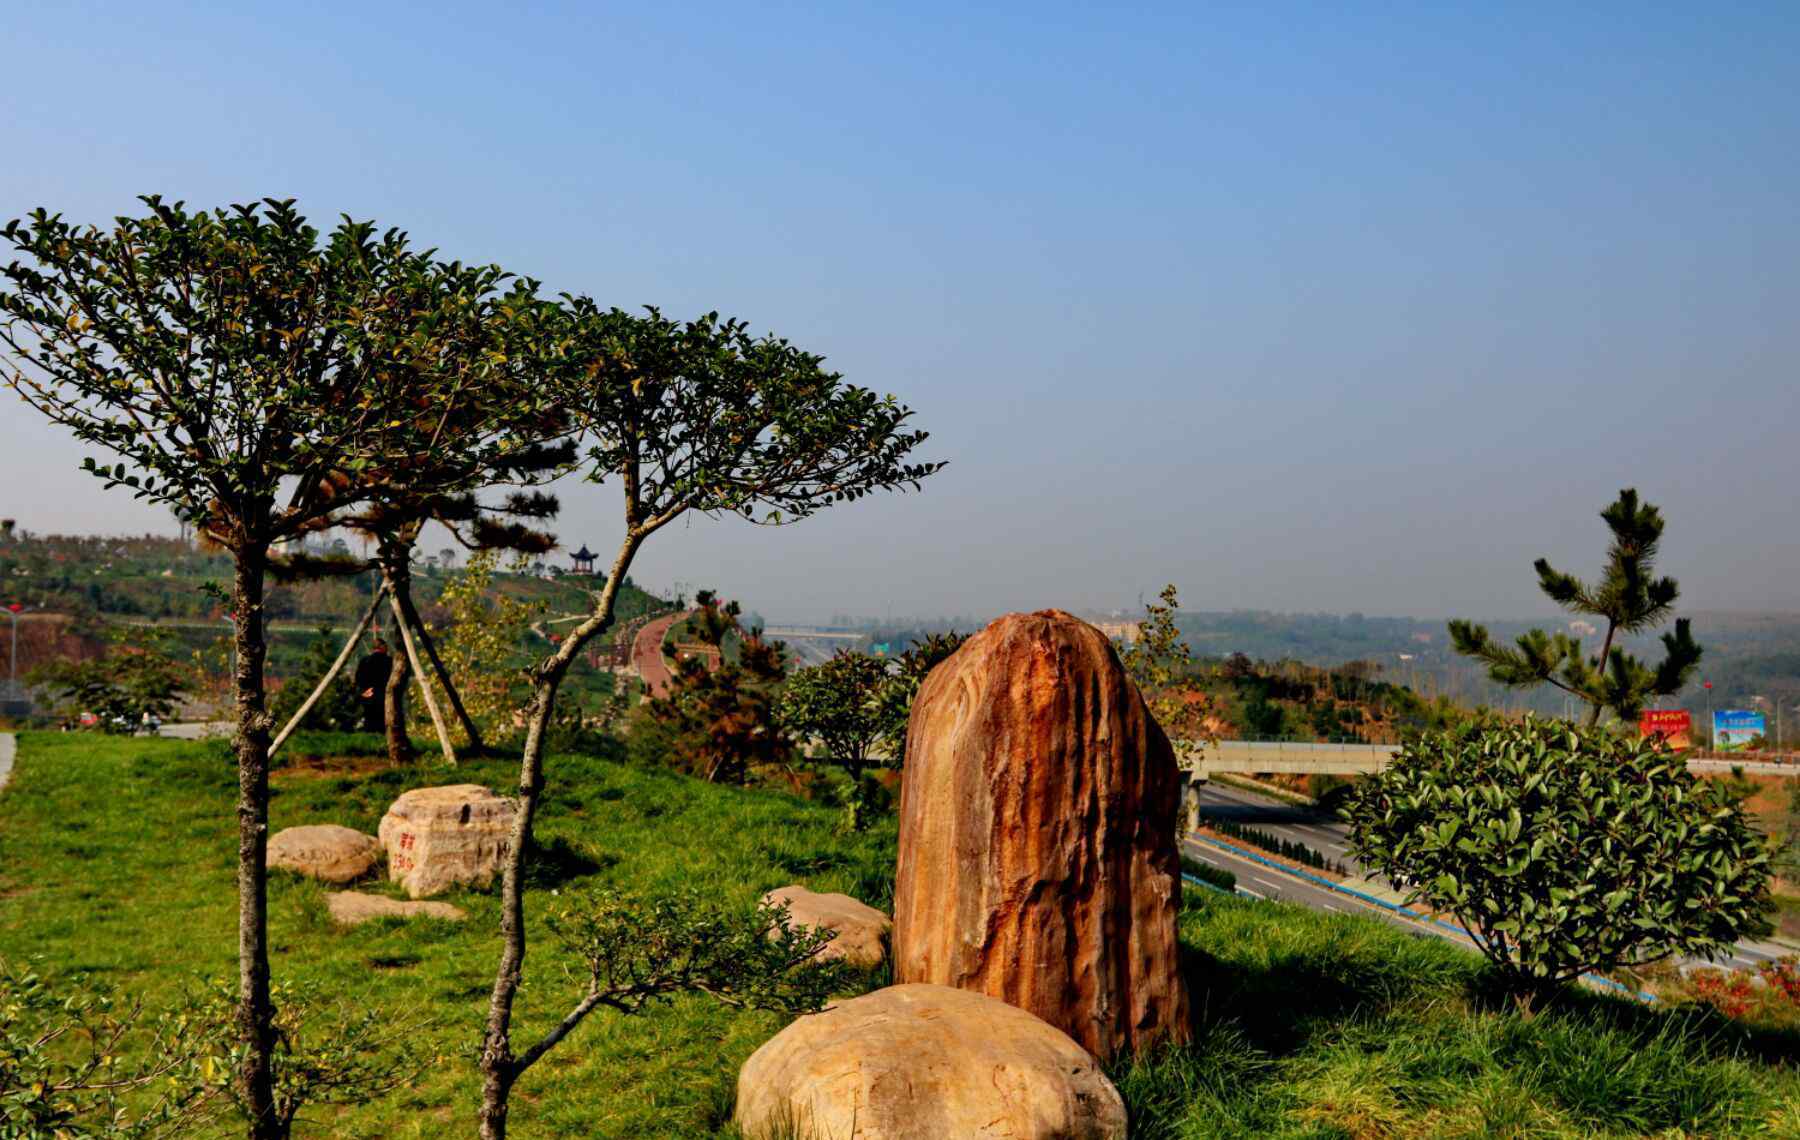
[[779, 649, 894, 773], [1, 199, 569, 554], [543, 888, 852, 1023], [1448, 489, 1702, 725], [0, 957, 212, 1137], [548, 300, 942, 534], [177, 976, 427, 1134], [1346, 718, 1774, 1006]]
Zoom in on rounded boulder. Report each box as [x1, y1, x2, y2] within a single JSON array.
[[267, 824, 380, 884], [734, 983, 1126, 1140], [762, 885, 890, 968]]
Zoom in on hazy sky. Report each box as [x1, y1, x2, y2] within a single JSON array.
[[3, 2, 1796, 623]]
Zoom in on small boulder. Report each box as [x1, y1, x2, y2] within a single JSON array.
[[762, 885, 890, 968], [267, 824, 380, 884], [734, 983, 1126, 1140], [377, 784, 515, 898], [326, 892, 466, 926]]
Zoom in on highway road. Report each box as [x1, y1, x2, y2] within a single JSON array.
[[1193, 781, 1364, 872], [1186, 779, 1791, 974], [1181, 833, 1481, 951]]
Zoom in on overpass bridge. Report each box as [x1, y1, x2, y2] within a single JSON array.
[[760, 627, 865, 641], [760, 627, 867, 667], [1185, 739, 1800, 778], [1188, 739, 1396, 777]]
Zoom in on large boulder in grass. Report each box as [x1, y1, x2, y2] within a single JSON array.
[[734, 983, 1125, 1140], [892, 609, 1189, 1060], [761, 885, 890, 968], [326, 892, 466, 926], [267, 824, 380, 884], [377, 784, 514, 898]]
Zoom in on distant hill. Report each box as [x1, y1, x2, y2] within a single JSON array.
[[1163, 608, 1800, 727], [0, 530, 673, 693]]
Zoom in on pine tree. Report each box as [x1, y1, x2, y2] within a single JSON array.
[[1449, 488, 1702, 726]]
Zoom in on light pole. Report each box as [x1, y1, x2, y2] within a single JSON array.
[[3, 603, 22, 701], [1702, 681, 1714, 751], [1749, 694, 1771, 753]]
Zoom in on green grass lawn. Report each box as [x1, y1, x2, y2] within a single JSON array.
[[3, 733, 1797, 1138]]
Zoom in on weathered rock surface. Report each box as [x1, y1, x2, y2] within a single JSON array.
[[892, 609, 1189, 1059], [377, 784, 514, 898], [267, 824, 380, 884], [761, 885, 890, 968], [325, 892, 466, 926], [734, 983, 1125, 1140]]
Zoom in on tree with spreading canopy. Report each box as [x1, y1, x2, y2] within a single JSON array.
[[1448, 489, 1702, 726], [475, 301, 941, 1140], [779, 649, 894, 829], [779, 633, 967, 830], [0, 197, 565, 1140]]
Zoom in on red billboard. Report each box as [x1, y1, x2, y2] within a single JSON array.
[[1638, 709, 1692, 750]]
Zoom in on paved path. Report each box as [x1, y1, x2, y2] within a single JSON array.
[[0, 732, 13, 794], [162, 721, 233, 740], [631, 611, 687, 699]]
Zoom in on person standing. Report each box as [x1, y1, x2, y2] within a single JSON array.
[[353, 638, 394, 733]]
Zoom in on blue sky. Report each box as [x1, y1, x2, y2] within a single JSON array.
[[3, 2, 1796, 621]]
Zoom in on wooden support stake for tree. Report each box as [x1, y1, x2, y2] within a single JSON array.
[[390, 589, 457, 766], [394, 576, 485, 751], [269, 582, 389, 757]]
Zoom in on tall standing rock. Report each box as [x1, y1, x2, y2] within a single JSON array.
[[892, 609, 1189, 1059]]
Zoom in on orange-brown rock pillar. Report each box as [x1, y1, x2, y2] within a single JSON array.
[[891, 609, 1190, 1060]]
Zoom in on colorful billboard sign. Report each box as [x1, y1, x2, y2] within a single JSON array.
[[1712, 710, 1766, 752], [1638, 709, 1692, 749]]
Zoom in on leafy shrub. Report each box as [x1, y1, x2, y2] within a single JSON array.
[[1347, 717, 1773, 1010], [1180, 856, 1237, 893], [0, 957, 206, 1138], [1206, 818, 1344, 874], [182, 977, 426, 1136], [27, 630, 188, 731]]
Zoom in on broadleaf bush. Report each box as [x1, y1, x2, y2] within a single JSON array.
[[1346, 717, 1773, 1010]]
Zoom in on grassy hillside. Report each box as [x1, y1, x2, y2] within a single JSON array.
[[2, 734, 1796, 1137]]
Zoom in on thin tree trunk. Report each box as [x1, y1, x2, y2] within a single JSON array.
[[394, 574, 485, 751], [1586, 620, 1618, 727], [389, 586, 456, 766], [231, 548, 281, 1140], [479, 534, 641, 1140], [269, 582, 388, 757], [383, 602, 413, 766]]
